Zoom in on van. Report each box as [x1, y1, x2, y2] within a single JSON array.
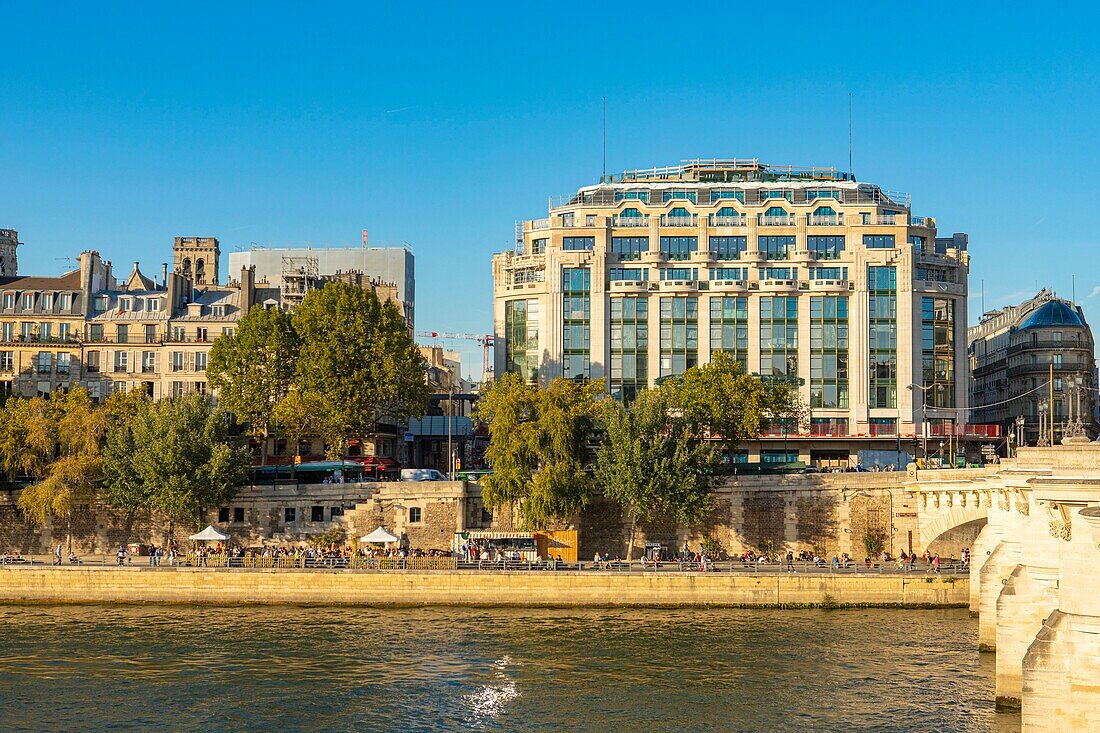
[[400, 468, 447, 482]]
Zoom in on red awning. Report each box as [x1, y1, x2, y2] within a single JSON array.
[[348, 455, 400, 470]]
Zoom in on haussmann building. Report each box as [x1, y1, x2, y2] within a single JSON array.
[[491, 158, 991, 468]]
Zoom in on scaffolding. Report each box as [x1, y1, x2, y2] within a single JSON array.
[[280, 255, 320, 310]]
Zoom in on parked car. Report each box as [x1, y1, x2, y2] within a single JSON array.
[[400, 468, 447, 482]]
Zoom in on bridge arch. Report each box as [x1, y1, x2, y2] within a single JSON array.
[[919, 504, 988, 555]]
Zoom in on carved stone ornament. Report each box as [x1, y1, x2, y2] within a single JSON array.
[[1049, 520, 1071, 541], [1015, 499, 1030, 516], [998, 499, 1010, 512]]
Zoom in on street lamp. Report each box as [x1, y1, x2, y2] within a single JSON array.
[[907, 383, 939, 462], [1037, 401, 1050, 447]]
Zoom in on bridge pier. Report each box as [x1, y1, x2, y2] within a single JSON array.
[[1020, 506, 1100, 731]]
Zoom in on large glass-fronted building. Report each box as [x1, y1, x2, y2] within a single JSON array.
[[492, 158, 973, 467]]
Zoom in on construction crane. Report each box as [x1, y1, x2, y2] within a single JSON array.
[[415, 331, 495, 378]]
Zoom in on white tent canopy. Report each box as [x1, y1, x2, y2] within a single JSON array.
[[360, 526, 400, 544], [188, 525, 230, 542]]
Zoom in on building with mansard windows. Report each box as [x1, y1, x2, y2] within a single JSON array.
[[492, 158, 979, 468], [968, 289, 1096, 447]]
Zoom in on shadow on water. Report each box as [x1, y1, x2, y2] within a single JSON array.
[[0, 605, 1019, 733]]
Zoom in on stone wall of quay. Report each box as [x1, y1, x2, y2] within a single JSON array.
[[1, 471, 979, 561], [0, 566, 968, 608]]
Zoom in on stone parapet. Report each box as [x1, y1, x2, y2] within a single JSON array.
[[0, 567, 968, 608]]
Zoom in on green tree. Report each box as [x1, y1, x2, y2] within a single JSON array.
[[103, 393, 250, 527], [0, 396, 56, 484], [595, 386, 713, 559], [293, 282, 427, 442], [272, 388, 342, 460], [674, 351, 805, 457], [477, 373, 604, 527], [16, 389, 106, 551], [207, 304, 300, 438]]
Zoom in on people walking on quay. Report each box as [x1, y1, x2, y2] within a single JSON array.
[[116, 545, 127, 566], [786, 550, 795, 573], [54, 543, 62, 566], [932, 554, 941, 574], [909, 552, 917, 571], [148, 545, 157, 566]]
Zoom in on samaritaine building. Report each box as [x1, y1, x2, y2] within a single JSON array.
[[492, 158, 975, 467]]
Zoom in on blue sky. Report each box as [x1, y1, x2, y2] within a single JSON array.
[[2, 3, 1099, 376]]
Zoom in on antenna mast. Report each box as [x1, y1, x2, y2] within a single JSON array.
[[602, 96, 607, 178], [848, 92, 853, 177]]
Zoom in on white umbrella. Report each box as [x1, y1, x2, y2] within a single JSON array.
[[359, 526, 400, 544], [188, 525, 230, 542]]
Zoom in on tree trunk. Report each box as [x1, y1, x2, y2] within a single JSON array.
[[626, 510, 637, 561], [66, 515, 72, 555]]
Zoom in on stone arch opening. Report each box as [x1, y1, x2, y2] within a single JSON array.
[[921, 509, 987, 558]]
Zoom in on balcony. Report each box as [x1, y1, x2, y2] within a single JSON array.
[[863, 214, 898, 225], [660, 214, 698, 227], [807, 213, 844, 226], [923, 423, 1002, 438], [612, 214, 649, 227], [708, 214, 746, 227], [529, 218, 550, 230], [910, 216, 936, 228], [758, 214, 796, 226]]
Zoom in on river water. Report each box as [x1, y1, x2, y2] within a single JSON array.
[[0, 604, 1019, 733]]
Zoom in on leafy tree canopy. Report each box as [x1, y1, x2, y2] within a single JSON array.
[[596, 385, 714, 530], [293, 282, 427, 440], [476, 373, 604, 528], [207, 304, 300, 436], [103, 393, 250, 525]]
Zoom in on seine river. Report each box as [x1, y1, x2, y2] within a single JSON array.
[[0, 604, 1019, 733]]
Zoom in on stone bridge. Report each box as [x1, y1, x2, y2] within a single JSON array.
[[907, 445, 1100, 732]]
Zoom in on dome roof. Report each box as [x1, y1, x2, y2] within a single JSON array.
[[1019, 300, 1084, 330]]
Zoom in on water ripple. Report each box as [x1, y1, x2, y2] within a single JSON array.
[[0, 604, 1018, 733]]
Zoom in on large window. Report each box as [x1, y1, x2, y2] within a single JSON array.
[[758, 235, 795, 260], [660, 236, 697, 261], [807, 235, 845, 259], [810, 296, 849, 408], [922, 297, 956, 408], [864, 234, 895, 249], [709, 297, 748, 370], [659, 297, 698, 377], [609, 268, 647, 282], [611, 236, 648, 260], [709, 267, 747, 281], [562, 237, 595, 251], [709, 236, 746, 260], [610, 296, 648, 402], [504, 298, 540, 382], [659, 267, 697, 281], [759, 296, 798, 377], [562, 268, 591, 380], [868, 266, 897, 408]]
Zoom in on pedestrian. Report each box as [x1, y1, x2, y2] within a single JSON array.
[[786, 550, 795, 573], [54, 543, 62, 566], [116, 545, 127, 566], [933, 554, 941, 574], [148, 544, 157, 567]]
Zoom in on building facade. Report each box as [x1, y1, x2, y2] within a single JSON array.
[[492, 158, 975, 467], [969, 289, 1096, 446], [228, 244, 414, 326], [0, 240, 267, 401]]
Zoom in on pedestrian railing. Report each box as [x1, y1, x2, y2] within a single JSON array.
[[14, 553, 969, 576]]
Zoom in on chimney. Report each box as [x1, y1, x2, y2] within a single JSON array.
[[241, 265, 256, 310], [162, 263, 168, 287]]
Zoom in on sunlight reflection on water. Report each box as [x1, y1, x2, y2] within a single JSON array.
[[0, 605, 1019, 733]]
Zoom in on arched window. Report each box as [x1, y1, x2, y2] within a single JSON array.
[[196, 258, 206, 283], [619, 207, 642, 218], [182, 258, 192, 278]]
